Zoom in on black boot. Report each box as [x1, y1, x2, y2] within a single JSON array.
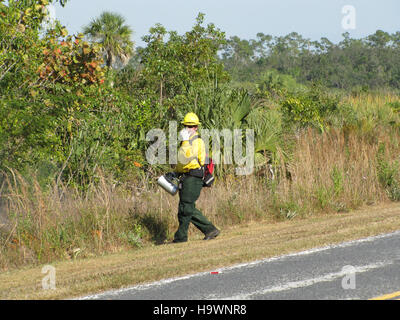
[[203, 228, 220, 240]]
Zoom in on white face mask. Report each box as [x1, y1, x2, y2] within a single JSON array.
[[179, 128, 191, 141]]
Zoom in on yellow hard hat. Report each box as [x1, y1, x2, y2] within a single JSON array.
[[181, 112, 201, 126]]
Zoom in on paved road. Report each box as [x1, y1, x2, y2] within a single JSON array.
[[80, 231, 400, 300]]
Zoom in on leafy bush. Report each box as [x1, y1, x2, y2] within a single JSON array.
[[256, 69, 306, 98], [388, 101, 400, 114], [0, 1, 157, 187], [280, 85, 339, 132]]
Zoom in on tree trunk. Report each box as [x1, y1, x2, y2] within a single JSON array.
[[106, 50, 113, 68]]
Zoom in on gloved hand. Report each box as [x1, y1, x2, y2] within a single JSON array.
[[179, 128, 190, 141], [165, 172, 178, 181]]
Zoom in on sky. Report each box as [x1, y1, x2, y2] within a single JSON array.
[[53, 0, 400, 47]]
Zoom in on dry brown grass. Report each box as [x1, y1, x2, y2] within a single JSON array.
[[2, 121, 400, 271], [1, 201, 400, 300]]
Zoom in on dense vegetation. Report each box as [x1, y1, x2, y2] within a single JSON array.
[[1, 1, 400, 269], [221, 31, 400, 91]]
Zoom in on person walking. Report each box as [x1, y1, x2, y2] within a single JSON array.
[[172, 112, 220, 243]]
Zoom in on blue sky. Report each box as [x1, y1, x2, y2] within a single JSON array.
[[54, 0, 400, 47]]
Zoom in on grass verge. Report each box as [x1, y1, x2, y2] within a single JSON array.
[[1, 201, 400, 300]]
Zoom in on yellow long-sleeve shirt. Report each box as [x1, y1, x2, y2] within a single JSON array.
[[176, 133, 206, 173]]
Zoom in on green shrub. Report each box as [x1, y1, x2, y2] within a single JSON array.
[[376, 143, 400, 201], [256, 69, 306, 98], [331, 166, 344, 196], [281, 85, 339, 132], [118, 224, 144, 248]]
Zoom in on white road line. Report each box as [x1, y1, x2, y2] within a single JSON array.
[[77, 271, 212, 300], [77, 230, 400, 300], [221, 261, 392, 300]]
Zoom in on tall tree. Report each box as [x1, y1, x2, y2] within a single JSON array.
[[138, 13, 229, 107], [83, 11, 134, 68]]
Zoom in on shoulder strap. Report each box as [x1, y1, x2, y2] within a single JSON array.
[[188, 134, 199, 145], [180, 134, 199, 146]]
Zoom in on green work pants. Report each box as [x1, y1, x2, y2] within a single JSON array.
[[174, 175, 215, 242]]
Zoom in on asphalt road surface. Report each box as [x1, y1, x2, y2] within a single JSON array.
[[80, 231, 400, 300]]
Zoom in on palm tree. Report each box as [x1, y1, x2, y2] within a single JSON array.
[[83, 12, 134, 69]]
